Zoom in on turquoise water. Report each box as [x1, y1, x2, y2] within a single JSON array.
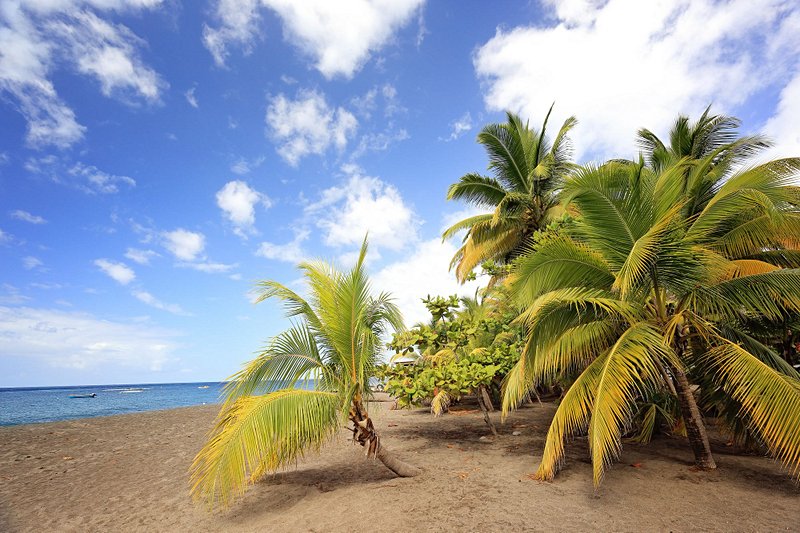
[[0, 382, 226, 426]]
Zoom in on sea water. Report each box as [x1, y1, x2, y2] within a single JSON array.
[[0, 382, 227, 426]]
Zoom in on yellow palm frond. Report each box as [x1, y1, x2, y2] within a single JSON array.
[[703, 341, 800, 478], [190, 389, 340, 508]]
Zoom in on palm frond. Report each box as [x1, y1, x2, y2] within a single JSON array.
[[702, 341, 800, 478], [190, 389, 340, 507]]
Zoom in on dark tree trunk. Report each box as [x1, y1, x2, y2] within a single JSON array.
[[476, 388, 498, 436], [350, 399, 421, 477], [480, 385, 495, 412], [671, 365, 717, 470]]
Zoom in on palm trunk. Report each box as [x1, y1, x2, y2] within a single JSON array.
[[477, 387, 499, 436], [671, 364, 716, 470], [349, 399, 421, 477]]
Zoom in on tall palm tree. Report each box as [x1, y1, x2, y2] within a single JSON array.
[[190, 239, 420, 507], [636, 105, 768, 174], [443, 105, 577, 282], [502, 143, 800, 486]]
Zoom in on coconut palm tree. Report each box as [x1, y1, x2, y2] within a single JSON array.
[[442, 105, 577, 282], [190, 240, 420, 507], [502, 144, 800, 486]]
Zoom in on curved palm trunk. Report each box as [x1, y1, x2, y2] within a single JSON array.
[[349, 399, 421, 477], [670, 364, 717, 470], [478, 385, 499, 436]]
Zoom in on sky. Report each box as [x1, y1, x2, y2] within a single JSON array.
[[1, 0, 799, 387]]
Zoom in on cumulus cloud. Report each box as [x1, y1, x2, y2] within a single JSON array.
[[306, 166, 418, 252], [474, 0, 800, 160], [204, 0, 424, 78], [763, 71, 800, 162], [0, 305, 179, 371], [10, 210, 46, 224], [441, 112, 473, 142], [256, 228, 309, 263], [124, 247, 158, 265], [94, 258, 135, 285], [216, 180, 271, 237], [373, 238, 482, 327], [161, 229, 205, 262], [0, 1, 166, 148], [132, 290, 189, 316], [266, 89, 358, 166]]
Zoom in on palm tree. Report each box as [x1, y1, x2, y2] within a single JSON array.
[[502, 141, 800, 486], [190, 240, 420, 507], [442, 105, 577, 282]]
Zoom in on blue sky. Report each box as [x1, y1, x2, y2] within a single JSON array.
[[1, 0, 799, 387]]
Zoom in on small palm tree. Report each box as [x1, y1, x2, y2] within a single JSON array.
[[443, 106, 577, 282], [190, 240, 420, 507], [503, 138, 800, 486]]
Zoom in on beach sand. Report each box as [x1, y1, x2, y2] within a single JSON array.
[[1, 400, 798, 532]]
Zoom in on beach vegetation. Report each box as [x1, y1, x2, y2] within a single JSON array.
[[502, 110, 800, 486], [381, 283, 523, 434], [190, 239, 420, 508]]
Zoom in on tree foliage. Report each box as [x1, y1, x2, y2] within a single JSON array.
[[503, 109, 800, 486], [443, 106, 577, 282]]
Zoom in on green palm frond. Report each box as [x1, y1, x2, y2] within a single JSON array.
[[446, 174, 508, 207], [223, 323, 335, 406], [512, 237, 614, 303], [441, 213, 494, 241], [690, 269, 800, 321], [190, 389, 340, 508], [703, 341, 800, 478]]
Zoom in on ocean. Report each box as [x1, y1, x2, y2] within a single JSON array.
[[0, 382, 227, 426]]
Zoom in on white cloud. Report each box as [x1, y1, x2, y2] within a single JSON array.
[[474, 0, 800, 160], [161, 229, 205, 261], [441, 112, 473, 142], [0, 1, 165, 148], [22, 256, 44, 270], [216, 180, 271, 236], [350, 83, 403, 119], [306, 166, 418, 252], [69, 162, 136, 194], [351, 128, 409, 160], [373, 238, 482, 327], [132, 290, 189, 316], [10, 209, 47, 224], [0, 306, 178, 371], [24, 156, 135, 194], [763, 71, 800, 162], [204, 0, 424, 78], [48, 9, 166, 102], [230, 155, 265, 175], [124, 247, 158, 265], [0, 228, 10, 243], [266, 89, 358, 166], [185, 86, 198, 108], [177, 261, 237, 273], [94, 258, 135, 285], [0, 284, 29, 304], [256, 228, 309, 263]]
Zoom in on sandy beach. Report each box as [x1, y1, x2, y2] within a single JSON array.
[[1, 401, 798, 532]]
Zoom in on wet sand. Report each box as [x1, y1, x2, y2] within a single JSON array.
[[1, 401, 798, 532]]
